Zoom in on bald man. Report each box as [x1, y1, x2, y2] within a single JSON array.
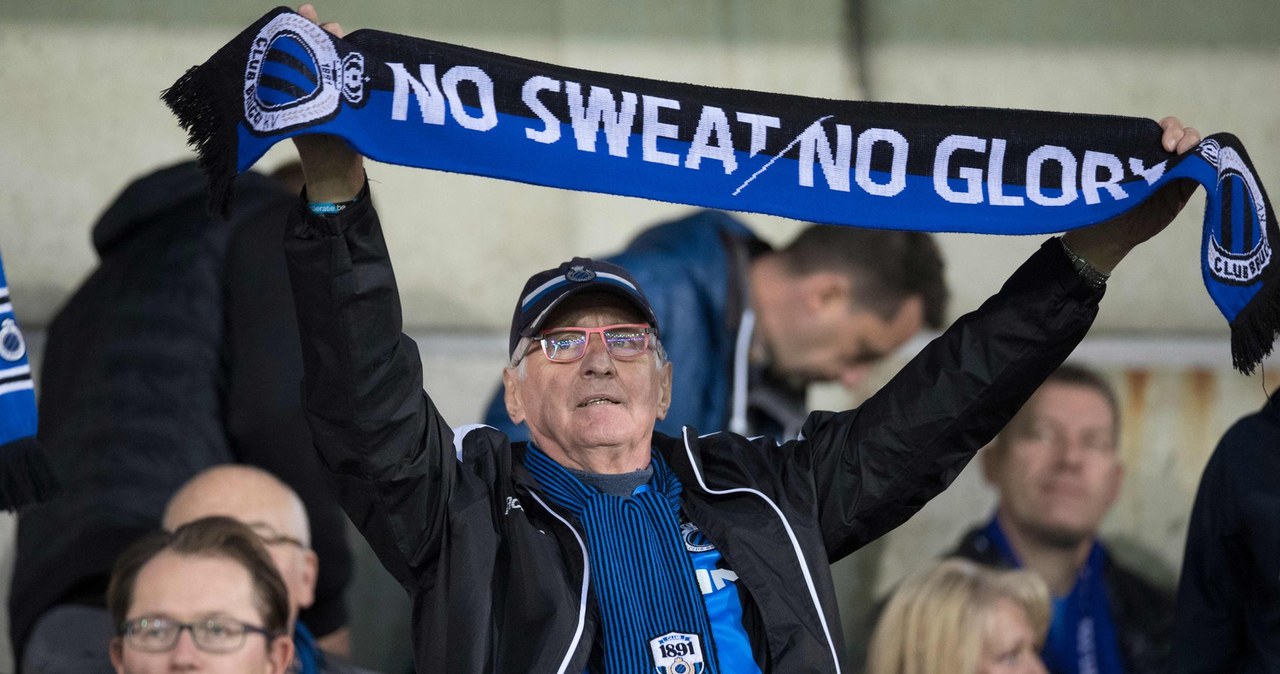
[[164, 465, 376, 674]]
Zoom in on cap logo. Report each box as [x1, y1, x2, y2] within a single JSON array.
[[565, 265, 596, 283]]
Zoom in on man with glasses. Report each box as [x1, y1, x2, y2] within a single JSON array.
[[282, 13, 1199, 668], [15, 464, 370, 674], [161, 465, 377, 674], [280, 111, 1197, 673], [106, 516, 294, 674], [945, 364, 1172, 674]]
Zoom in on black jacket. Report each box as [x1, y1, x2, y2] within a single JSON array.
[[11, 162, 352, 657], [1173, 389, 1280, 674], [284, 191, 1101, 673], [949, 526, 1173, 674]]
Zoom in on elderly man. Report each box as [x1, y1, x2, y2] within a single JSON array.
[[483, 216, 947, 440], [284, 10, 1198, 671], [947, 364, 1172, 674], [162, 465, 376, 674]]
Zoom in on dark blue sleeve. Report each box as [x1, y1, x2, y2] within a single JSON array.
[[1172, 424, 1249, 673]]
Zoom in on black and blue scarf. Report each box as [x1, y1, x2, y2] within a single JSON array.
[[292, 621, 321, 674], [165, 7, 1279, 372], [0, 249, 58, 510], [524, 446, 717, 674]]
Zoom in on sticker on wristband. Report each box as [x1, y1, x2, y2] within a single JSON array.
[[308, 200, 353, 215]]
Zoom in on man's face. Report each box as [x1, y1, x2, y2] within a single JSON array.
[[504, 296, 672, 465], [109, 552, 291, 674], [768, 292, 923, 389], [163, 478, 316, 621], [984, 381, 1123, 548]]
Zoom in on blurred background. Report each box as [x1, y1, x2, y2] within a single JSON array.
[[2, 0, 1278, 670]]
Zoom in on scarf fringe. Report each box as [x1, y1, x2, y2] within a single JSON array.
[[0, 437, 60, 511], [162, 64, 238, 217], [1231, 268, 1280, 374]]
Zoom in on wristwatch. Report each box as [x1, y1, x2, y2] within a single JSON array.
[[1058, 237, 1110, 289]]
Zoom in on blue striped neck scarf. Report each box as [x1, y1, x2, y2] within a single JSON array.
[[523, 445, 719, 674]]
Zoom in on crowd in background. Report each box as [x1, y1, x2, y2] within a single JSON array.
[[4, 142, 1273, 674], [0, 15, 1272, 660]]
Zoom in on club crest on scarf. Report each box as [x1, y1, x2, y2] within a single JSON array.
[[1200, 138, 1271, 286], [0, 318, 25, 363], [243, 13, 365, 135], [649, 632, 707, 674]]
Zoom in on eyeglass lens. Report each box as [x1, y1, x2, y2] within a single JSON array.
[[541, 325, 651, 362], [124, 616, 262, 653]]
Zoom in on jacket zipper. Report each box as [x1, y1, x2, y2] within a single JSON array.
[[526, 489, 591, 674], [680, 427, 844, 673]]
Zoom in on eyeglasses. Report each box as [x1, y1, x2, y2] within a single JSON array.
[[529, 324, 656, 363], [119, 615, 275, 653]]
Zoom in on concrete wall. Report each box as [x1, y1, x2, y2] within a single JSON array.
[[2, 0, 1278, 670]]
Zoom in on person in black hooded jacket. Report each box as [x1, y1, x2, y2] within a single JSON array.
[[11, 161, 353, 672]]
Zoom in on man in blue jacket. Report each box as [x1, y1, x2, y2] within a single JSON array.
[[483, 213, 948, 440]]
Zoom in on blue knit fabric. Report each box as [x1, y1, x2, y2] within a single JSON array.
[[292, 621, 321, 674], [0, 252, 35, 448], [984, 517, 1124, 674], [524, 446, 718, 674], [0, 247, 58, 510]]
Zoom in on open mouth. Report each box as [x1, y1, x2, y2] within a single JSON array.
[[578, 396, 620, 407]]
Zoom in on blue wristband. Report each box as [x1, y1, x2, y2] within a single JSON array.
[[308, 200, 354, 215]]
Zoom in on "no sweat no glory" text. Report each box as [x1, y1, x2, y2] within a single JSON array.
[[386, 62, 1166, 205]]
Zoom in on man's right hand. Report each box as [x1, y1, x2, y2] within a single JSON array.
[[1059, 116, 1199, 274], [292, 4, 365, 203]]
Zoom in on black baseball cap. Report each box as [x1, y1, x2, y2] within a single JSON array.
[[509, 257, 659, 361]]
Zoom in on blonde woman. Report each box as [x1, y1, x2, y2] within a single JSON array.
[[867, 558, 1050, 674]]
